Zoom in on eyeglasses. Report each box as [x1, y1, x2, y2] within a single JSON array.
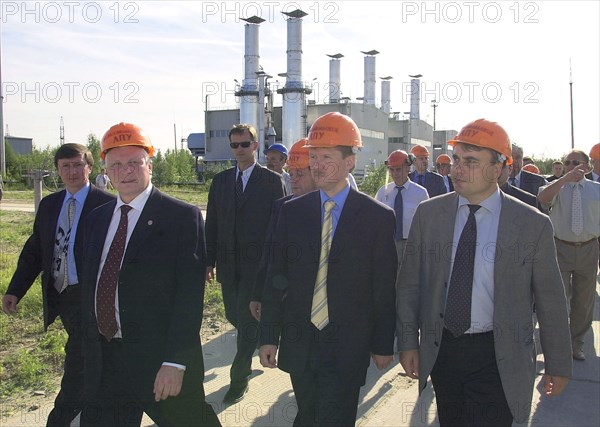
[[563, 160, 582, 166], [230, 141, 253, 149]]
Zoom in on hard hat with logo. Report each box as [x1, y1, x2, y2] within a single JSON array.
[[522, 163, 540, 174], [101, 122, 154, 160], [263, 143, 289, 158], [386, 150, 412, 167], [590, 143, 600, 161], [448, 118, 512, 165], [287, 138, 310, 169], [436, 154, 452, 165], [410, 144, 430, 157], [305, 112, 362, 148]]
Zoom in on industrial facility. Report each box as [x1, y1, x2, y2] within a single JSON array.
[[188, 10, 457, 179]]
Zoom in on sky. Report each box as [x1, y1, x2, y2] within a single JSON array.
[[1, 0, 599, 160]]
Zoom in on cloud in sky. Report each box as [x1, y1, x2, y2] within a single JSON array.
[[1, 0, 599, 159]]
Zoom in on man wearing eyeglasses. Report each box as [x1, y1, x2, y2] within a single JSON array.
[[205, 124, 286, 404], [538, 149, 600, 362]]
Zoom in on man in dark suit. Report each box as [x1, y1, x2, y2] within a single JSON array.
[[509, 143, 547, 195], [409, 144, 447, 197], [498, 163, 537, 208], [547, 161, 565, 182], [205, 124, 285, 404], [397, 119, 571, 426], [259, 112, 397, 426], [436, 153, 454, 192], [80, 123, 219, 426], [2, 143, 114, 427]]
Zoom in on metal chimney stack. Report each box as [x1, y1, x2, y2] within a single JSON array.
[[361, 50, 379, 105], [236, 16, 265, 131], [380, 76, 392, 114], [409, 76, 421, 120], [278, 9, 310, 148], [327, 53, 343, 103]]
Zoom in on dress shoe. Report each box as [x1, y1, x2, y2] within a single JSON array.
[[572, 349, 585, 361], [223, 384, 249, 404]]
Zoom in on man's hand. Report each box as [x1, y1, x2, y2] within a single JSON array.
[[399, 349, 420, 379], [563, 163, 588, 183], [249, 301, 261, 321], [259, 345, 278, 368], [153, 365, 184, 402], [205, 267, 215, 282], [543, 374, 568, 397], [2, 295, 18, 315], [371, 354, 393, 369]]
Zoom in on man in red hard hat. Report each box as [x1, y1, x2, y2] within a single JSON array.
[[409, 144, 447, 197], [376, 150, 428, 266], [80, 123, 220, 426], [259, 112, 397, 426], [435, 153, 454, 192], [398, 119, 571, 426]]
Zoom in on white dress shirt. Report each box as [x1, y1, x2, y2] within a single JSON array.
[[448, 189, 502, 333], [375, 179, 429, 239]]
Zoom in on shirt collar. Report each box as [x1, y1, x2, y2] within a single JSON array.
[[457, 187, 502, 216], [319, 183, 351, 208], [65, 182, 90, 205], [115, 183, 153, 213], [238, 162, 256, 178]]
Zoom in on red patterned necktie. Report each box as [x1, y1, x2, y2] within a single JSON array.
[[96, 205, 132, 340]]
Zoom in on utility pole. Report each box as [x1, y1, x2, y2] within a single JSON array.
[[0, 35, 5, 176], [569, 59, 575, 149], [431, 99, 438, 131], [60, 116, 65, 145]]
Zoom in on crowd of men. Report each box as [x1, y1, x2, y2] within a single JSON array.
[[2, 114, 599, 427]]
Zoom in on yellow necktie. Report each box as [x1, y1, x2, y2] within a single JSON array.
[[311, 200, 336, 330]]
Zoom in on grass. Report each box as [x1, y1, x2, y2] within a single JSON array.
[[0, 188, 225, 412]]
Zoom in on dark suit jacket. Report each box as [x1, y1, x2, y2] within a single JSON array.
[[6, 185, 113, 329], [397, 191, 572, 423], [81, 188, 208, 396], [409, 170, 447, 197], [259, 189, 397, 387], [518, 169, 547, 196], [500, 182, 537, 207], [252, 194, 293, 302], [205, 164, 286, 287]]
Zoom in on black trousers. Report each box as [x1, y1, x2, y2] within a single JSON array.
[[430, 328, 513, 427], [289, 328, 362, 427], [222, 281, 258, 387], [46, 285, 84, 427], [81, 339, 220, 427]]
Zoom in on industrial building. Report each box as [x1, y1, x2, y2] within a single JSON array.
[[188, 10, 456, 179]]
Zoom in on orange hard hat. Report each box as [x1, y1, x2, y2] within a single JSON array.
[[522, 163, 540, 174], [287, 138, 310, 169], [410, 144, 429, 157], [386, 150, 410, 167], [448, 118, 512, 165], [305, 112, 362, 148], [100, 122, 155, 160], [436, 154, 452, 165], [590, 143, 600, 160]]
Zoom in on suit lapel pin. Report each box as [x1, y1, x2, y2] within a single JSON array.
[[147, 220, 153, 226]]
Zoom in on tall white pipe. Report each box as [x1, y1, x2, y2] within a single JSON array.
[[360, 50, 378, 104], [381, 77, 392, 114], [280, 10, 309, 148], [327, 53, 343, 103], [410, 78, 420, 120], [238, 16, 264, 129]]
